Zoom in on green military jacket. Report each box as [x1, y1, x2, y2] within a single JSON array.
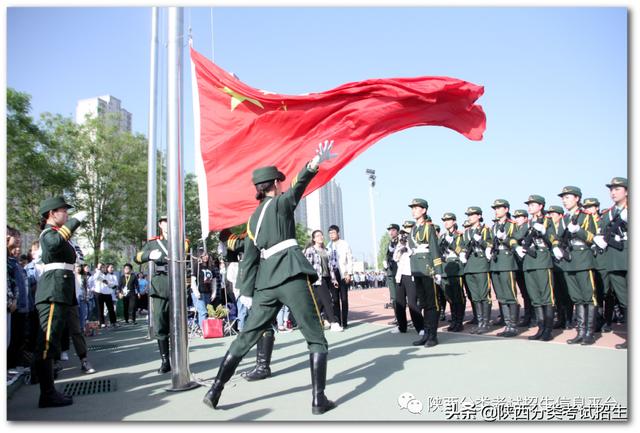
[[35, 219, 82, 305], [513, 216, 554, 271], [553, 209, 596, 272], [135, 236, 170, 299], [408, 221, 443, 277], [598, 206, 628, 272], [461, 224, 492, 274], [224, 232, 245, 263], [489, 219, 519, 272], [440, 230, 464, 277], [238, 164, 319, 296]]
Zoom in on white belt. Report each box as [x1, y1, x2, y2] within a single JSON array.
[[415, 244, 430, 254], [261, 239, 298, 260], [43, 262, 75, 272], [570, 239, 586, 246]]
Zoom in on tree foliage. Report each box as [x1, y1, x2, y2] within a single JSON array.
[[378, 232, 391, 270]]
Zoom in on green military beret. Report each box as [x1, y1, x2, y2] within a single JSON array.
[[408, 198, 428, 208], [491, 199, 510, 209], [158, 215, 168, 222], [547, 205, 564, 214], [583, 198, 600, 208], [513, 209, 528, 218], [252, 166, 286, 185], [402, 220, 415, 228], [441, 212, 457, 221], [524, 194, 545, 205], [433, 224, 440, 232], [606, 177, 628, 189], [558, 186, 582, 197], [39, 196, 74, 216], [465, 206, 482, 216], [462, 219, 471, 228], [386, 223, 400, 231]]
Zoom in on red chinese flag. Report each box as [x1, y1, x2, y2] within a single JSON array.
[[191, 47, 486, 232]]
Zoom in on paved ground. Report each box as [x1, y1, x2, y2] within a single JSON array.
[[6, 288, 629, 422]]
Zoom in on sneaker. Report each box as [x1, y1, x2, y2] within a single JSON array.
[[330, 322, 343, 332], [60, 351, 69, 361], [390, 327, 404, 334], [418, 329, 425, 336], [323, 321, 331, 330], [81, 359, 96, 374], [100, 324, 106, 328]]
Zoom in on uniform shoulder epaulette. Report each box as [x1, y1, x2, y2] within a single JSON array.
[[601, 208, 611, 215], [506, 219, 516, 224], [148, 235, 161, 241], [50, 226, 60, 231]]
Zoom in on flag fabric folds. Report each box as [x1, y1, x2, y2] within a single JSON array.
[[190, 47, 486, 232]]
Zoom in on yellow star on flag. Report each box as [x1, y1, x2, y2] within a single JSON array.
[[221, 86, 264, 111]]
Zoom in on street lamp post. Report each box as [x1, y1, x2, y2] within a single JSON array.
[[365, 169, 379, 272]]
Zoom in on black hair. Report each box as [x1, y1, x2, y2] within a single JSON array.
[[123, 263, 133, 269], [255, 180, 276, 201], [307, 229, 325, 249], [7, 225, 21, 237], [328, 225, 340, 233]]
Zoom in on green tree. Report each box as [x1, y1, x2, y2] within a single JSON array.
[[6, 88, 76, 232], [378, 232, 391, 270], [296, 223, 311, 248]]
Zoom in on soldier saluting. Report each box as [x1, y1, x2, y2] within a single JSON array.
[[34, 196, 87, 408]]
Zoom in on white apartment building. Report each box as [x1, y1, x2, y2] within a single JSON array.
[[76, 95, 132, 133], [303, 179, 345, 238]]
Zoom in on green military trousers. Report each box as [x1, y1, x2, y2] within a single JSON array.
[[490, 271, 518, 304], [444, 276, 466, 307], [524, 269, 554, 307], [35, 302, 69, 361], [229, 274, 328, 357], [606, 271, 627, 308], [386, 275, 397, 304], [564, 270, 597, 305], [464, 272, 491, 302], [151, 296, 170, 341]]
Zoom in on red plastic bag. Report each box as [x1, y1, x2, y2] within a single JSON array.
[[202, 318, 224, 338]]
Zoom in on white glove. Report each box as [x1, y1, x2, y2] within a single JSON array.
[[593, 235, 608, 250], [149, 249, 162, 260], [614, 234, 621, 242], [459, 252, 467, 264], [533, 223, 546, 234], [308, 140, 337, 170], [516, 246, 526, 258], [445, 234, 454, 243], [567, 223, 580, 233], [382, 260, 388, 270], [620, 208, 627, 222], [239, 295, 253, 309], [434, 274, 442, 285], [72, 210, 88, 222], [485, 247, 492, 259], [473, 233, 482, 242], [553, 247, 564, 261], [496, 230, 506, 240]]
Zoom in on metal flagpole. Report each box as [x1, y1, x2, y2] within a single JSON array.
[[166, 6, 199, 392], [366, 169, 379, 271], [146, 6, 159, 339]]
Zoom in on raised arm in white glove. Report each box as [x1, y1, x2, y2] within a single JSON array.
[[593, 235, 608, 250], [533, 223, 546, 234], [485, 247, 492, 259], [149, 249, 162, 260], [459, 251, 467, 264], [473, 233, 482, 242], [308, 140, 337, 171], [72, 210, 88, 222], [515, 246, 526, 258], [552, 247, 564, 261], [239, 295, 253, 309]]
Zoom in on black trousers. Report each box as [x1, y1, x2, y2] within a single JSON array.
[[314, 277, 337, 323], [394, 275, 424, 333], [7, 311, 28, 368], [414, 274, 439, 332], [123, 294, 137, 323], [97, 293, 117, 325], [330, 277, 350, 328]]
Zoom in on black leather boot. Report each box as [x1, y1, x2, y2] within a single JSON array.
[[528, 306, 545, 340], [499, 304, 518, 337], [310, 352, 336, 415], [581, 304, 597, 345], [567, 304, 586, 344], [446, 306, 457, 331], [517, 299, 532, 327], [475, 302, 492, 334], [454, 303, 465, 332], [203, 351, 243, 409], [157, 339, 171, 374], [465, 301, 478, 325], [540, 305, 555, 341], [553, 304, 567, 329], [490, 302, 505, 326], [470, 302, 484, 334], [565, 304, 575, 329], [37, 358, 73, 408], [243, 333, 274, 381]]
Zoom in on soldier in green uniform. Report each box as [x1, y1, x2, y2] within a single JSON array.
[[202, 140, 336, 414], [34, 196, 87, 408], [514, 195, 556, 342], [512, 209, 534, 327], [407, 199, 443, 347], [135, 215, 174, 373], [459, 206, 493, 334], [583, 198, 614, 333], [546, 205, 573, 330], [383, 223, 400, 314], [593, 177, 628, 349], [439, 212, 466, 332], [554, 186, 599, 345], [488, 199, 520, 337]]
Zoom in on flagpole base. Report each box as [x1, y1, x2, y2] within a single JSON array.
[[165, 380, 201, 392]]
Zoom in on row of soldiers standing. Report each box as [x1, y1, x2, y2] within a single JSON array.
[[385, 177, 628, 349]]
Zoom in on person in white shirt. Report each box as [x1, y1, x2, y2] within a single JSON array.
[[327, 225, 353, 329], [91, 263, 117, 327]]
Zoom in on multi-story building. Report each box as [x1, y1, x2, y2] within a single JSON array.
[[303, 179, 345, 238], [76, 95, 132, 133]]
